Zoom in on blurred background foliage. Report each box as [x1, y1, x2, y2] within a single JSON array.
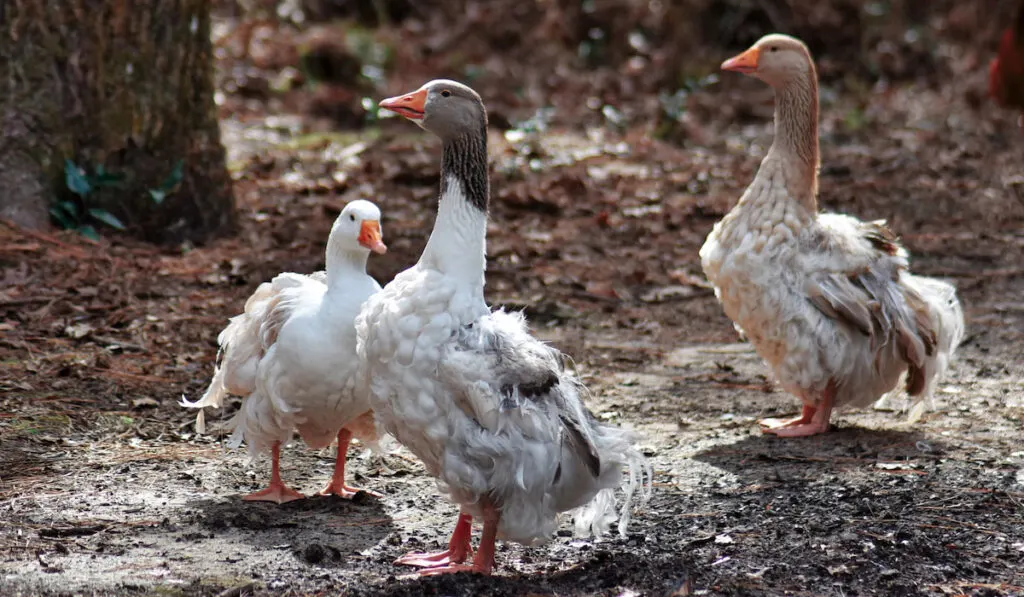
[[216, 0, 1015, 139]]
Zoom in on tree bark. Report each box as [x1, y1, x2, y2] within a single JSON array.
[[0, 0, 234, 244]]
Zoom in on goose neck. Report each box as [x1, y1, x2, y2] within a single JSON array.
[[325, 249, 368, 293], [420, 129, 490, 286], [766, 73, 820, 207]]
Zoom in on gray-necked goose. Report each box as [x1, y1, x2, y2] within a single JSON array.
[[357, 79, 650, 575]]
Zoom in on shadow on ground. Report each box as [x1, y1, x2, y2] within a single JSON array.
[[694, 426, 932, 482], [352, 551, 695, 597]]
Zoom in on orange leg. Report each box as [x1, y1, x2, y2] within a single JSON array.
[[320, 429, 382, 499], [243, 442, 304, 504], [760, 383, 835, 437], [395, 512, 474, 568], [417, 506, 498, 576]]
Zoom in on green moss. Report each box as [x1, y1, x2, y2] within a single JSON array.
[[4, 414, 73, 439], [94, 412, 135, 434], [196, 577, 259, 594]]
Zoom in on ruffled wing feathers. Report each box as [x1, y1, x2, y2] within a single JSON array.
[[804, 216, 959, 398], [181, 272, 326, 432], [445, 310, 602, 475]]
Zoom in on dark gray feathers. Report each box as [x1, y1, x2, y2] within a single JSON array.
[[451, 310, 603, 478]]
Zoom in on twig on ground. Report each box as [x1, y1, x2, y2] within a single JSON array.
[[217, 583, 257, 597], [38, 525, 107, 538], [103, 369, 173, 384]]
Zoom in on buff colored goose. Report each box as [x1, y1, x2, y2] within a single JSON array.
[[701, 34, 965, 437], [357, 80, 650, 575], [183, 200, 387, 502]]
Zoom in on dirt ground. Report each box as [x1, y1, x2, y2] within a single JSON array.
[[2, 2, 1023, 596]]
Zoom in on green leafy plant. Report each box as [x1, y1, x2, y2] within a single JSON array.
[[148, 159, 184, 205], [50, 160, 127, 241], [655, 73, 719, 141]]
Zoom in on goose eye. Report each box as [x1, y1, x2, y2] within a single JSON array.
[[770, 46, 778, 52], [441, 89, 451, 97], [349, 214, 356, 221]]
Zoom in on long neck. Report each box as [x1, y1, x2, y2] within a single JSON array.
[[420, 129, 490, 287], [325, 246, 369, 294], [758, 71, 820, 212]]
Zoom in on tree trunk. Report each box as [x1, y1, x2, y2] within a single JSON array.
[[0, 0, 234, 245]]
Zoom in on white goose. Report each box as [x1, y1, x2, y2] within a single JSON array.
[[184, 200, 387, 502], [701, 34, 965, 437], [357, 80, 650, 575]]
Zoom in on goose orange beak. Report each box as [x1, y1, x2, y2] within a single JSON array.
[[721, 47, 760, 74], [358, 220, 387, 254], [379, 87, 427, 120]]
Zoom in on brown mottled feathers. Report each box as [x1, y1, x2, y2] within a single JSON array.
[[863, 219, 901, 257], [806, 219, 940, 396], [807, 278, 875, 337], [901, 288, 939, 395]]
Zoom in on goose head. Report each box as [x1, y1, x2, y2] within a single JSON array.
[[379, 79, 487, 139], [721, 34, 814, 88], [330, 199, 387, 256]]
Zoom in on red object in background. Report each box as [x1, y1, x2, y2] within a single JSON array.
[[989, 1, 1024, 117]]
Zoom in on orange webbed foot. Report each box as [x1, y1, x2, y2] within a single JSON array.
[[242, 481, 305, 504], [415, 562, 490, 576], [760, 420, 831, 437], [759, 387, 834, 438], [395, 511, 476, 569], [394, 547, 472, 568]]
